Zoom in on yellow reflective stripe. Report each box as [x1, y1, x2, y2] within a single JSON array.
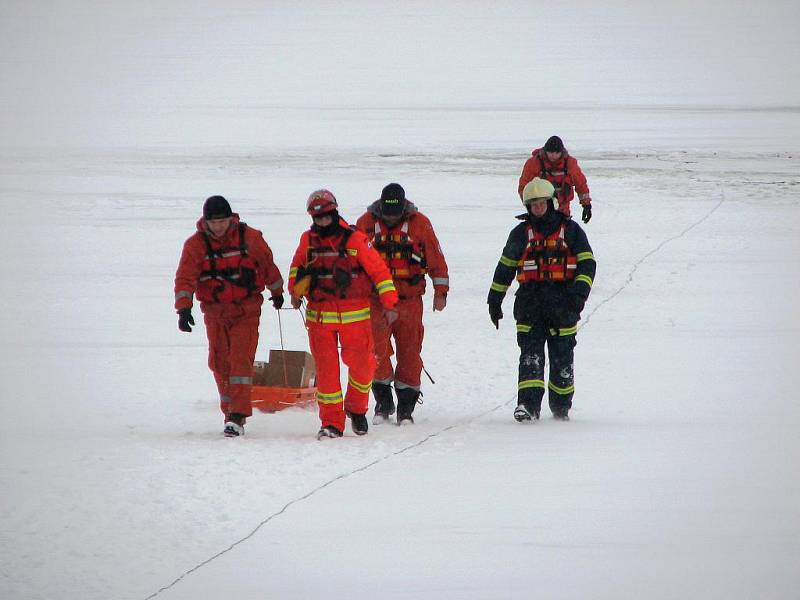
[[576, 252, 594, 262], [289, 267, 298, 277], [491, 282, 510, 293], [548, 381, 575, 395], [376, 279, 396, 295], [517, 324, 531, 333], [175, 291, 192, 300], [340, 308, 370, 323], [518, 379, 545, 390], [316, 390, 343, 404], [575, 274, 593, 287], [348, 375, 372, 393], [499, 255, 519, 268], [558, 326, 577, 336], [229, 376, 253, 385], [306, 308, 371, 324]]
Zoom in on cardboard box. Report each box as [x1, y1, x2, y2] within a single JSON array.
[[253, 350, 316, 388]]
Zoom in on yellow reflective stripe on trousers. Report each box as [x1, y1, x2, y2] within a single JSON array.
[[499, 255, 519, 268], [316, 390, 343, 404], [491, 282, 510, 293], [229, 376, 253, 385], [517, 324, 532, 333], [348, 375, 372, 393], [376, 279, 396, 295], [306, 307, 371, 324], [289, 267, 298, 277], [575, 274, 593, 287], [518, 379, 545, 390], [576, 252, 594, 262], [548, 381, 575, 395], [548, 327, 577, 337]]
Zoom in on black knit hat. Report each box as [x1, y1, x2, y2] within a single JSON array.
[[544, 135, 564, 153], [203, 195, 232, 220], [380, 183, 406, 216]]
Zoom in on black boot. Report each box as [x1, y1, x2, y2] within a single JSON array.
[[396, 388, 421, 425], [347, 412, 369, 435], [372, 382, 396, 424]]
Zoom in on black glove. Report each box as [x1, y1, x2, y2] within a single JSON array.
[[569, 294, 586, 314], [177, 308, 195, 332], [488, 302, 503, 329], [581, 204, 592, 224], [270, 294, 285, 310]]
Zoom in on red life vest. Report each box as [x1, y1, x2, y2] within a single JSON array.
[[197, 222, 265, 303], [538, 154, 571, 200], [305, 228, 374, 302], [372, 220, 427, 284], [517, 223, 577, 282]]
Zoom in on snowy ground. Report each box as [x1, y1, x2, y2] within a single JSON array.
[[2, 106, 799, 600], [3, 2, 800, 599]]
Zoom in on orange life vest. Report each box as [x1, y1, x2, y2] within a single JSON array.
[[538, 154, 572, 200], [372, 220, 427, 284], [197, 222, 264, 303], [517, 223, 577, 282], [305, 228, 374, 302]]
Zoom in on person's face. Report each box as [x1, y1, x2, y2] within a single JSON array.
[[381, 214, 403, 228], [546, 150, 562, 162], [528, 197, 549, 218], [206, 217, 232, 237], [312, 213, 334, 227]]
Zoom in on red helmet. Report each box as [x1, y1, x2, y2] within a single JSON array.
[[306, 189, 338, 216]]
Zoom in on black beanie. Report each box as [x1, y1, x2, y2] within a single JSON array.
[[203, 195, 232, 220], [544, 136, 565, 153], [380, 183, 406, 217]]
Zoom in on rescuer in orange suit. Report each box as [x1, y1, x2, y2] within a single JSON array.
[[518, 135, 593, 223], [288, 189, 398, 440], [355, 183, 449, 425], [174, 196, 285, 437]]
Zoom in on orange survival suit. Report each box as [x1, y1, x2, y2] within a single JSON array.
[[174, 214, 284, 423], [518, 147, 592, 217], [355, 199, 449, 400], [288, 216, 398, 434]]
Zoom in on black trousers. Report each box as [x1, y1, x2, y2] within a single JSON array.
[[516, 323, 577, 415]]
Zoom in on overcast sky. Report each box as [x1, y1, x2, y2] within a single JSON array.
[[2, 1, 798, 146]]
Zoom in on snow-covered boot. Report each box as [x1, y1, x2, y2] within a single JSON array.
[[223, 413, 246, 437], [347, 412, 369, 435], [552, 409, 570, 421], [513, 403, 540, 422], [396, 388, 421, 425], [372, 382, 396, 425], [317, 425, 343, 440]]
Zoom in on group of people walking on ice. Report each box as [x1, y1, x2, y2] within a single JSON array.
[[174, 135, 596, 439]]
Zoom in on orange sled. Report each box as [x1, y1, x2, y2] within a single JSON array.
[[251, 350, 317, 413]]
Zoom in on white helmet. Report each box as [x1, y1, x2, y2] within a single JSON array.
[[521, 177, 556, 205]]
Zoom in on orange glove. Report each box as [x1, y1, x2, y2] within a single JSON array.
[[433, 291, 447, 312]]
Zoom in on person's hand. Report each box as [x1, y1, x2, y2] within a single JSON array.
[[290, 296, 303, 309], [581, 204, 592, 223], [433, 291, 447, 312], [488, 302, 503, 329], [270, 294, 285, 310], [178, 308, 194, 332], [384, 308, 399, 326]]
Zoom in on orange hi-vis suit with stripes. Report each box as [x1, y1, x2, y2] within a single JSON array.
[[518, 148, 592, 217], [355, 200, 449, 392], [288, 218, 398, 433], [174, 214, 284, 421]]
